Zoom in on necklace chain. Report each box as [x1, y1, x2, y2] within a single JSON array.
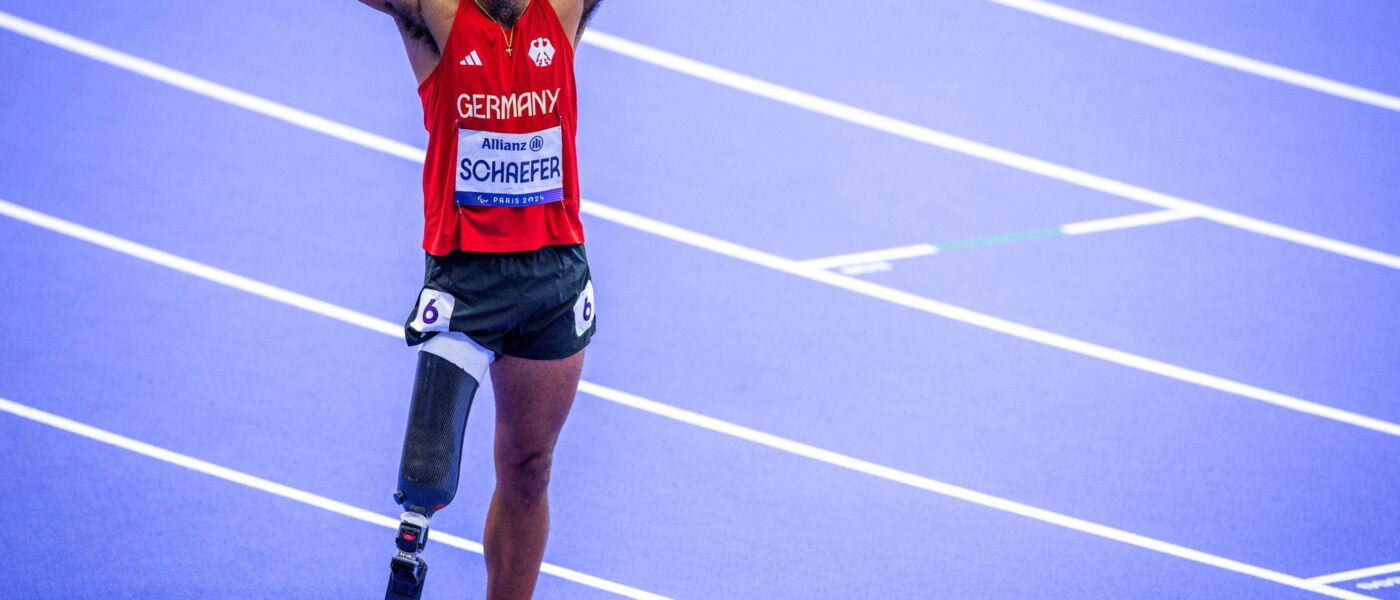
[[474, 0, 524, 55]]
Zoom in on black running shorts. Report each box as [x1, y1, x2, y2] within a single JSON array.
[[404, 244, 595, 360]]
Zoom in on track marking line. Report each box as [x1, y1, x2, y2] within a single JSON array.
[[0, 12, 1388, 597], [0, 396, 670, 600], [579, 200, 1400, 438], [799, 210, 1196, 272], [0, 210, 1374, 600], [0, 11, 425, 163], [981, 0, 1400, 113], [1061, 209, 1197, 235], [1, 14, 1396, 430], [1, 10, 1395, 271], [1352, 576, 1400, 593], [1310, 562, 1400, 585], [6, 179, 1399, 446], [577, 30, 1400, 271], [576, 384, 1375, 600], [0, 200, 401, 338], [837, 261, 894, 276], [799, 244, 938, 270], [937, 227, 1064, 252]]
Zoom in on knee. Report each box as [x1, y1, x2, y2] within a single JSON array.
[[498, 452, 554, 504]]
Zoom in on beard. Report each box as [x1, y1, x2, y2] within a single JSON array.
[[478, 0, 524, 27]]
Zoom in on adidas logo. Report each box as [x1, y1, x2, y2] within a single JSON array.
[[459, 50, 483, 67]]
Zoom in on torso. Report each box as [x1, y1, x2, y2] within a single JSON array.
[[417, 0, 583, 254]]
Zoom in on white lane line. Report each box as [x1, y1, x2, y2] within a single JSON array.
[[0, 205, 1370, 600], [1, 10, 1393, 271], [580, 199, 1400, 438], [1309, 562, 1400, 585], [981, 0, 1400, 114], [0, 11, 426, 163], [837, 262, 894, 276], [578, 29, 1400, 271], [1354, 576, 1400, 593], [578, 384, 1374, 600], [0, 13, 1387, 594], [801, 209, 1195, 271], [10, 16, 1400, 413], [0, 199, 402, 338], [6, 190, 1398, 444], [799, 244, 938, 270], [1060, 209, 1197, 235], [0, 396, 670, 600], [1, 16, 1395, 433]]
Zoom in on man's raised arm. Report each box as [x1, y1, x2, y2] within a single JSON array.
[[549, 0, 605, 46], [577, 0, 604, 37], [358, 0, 394, 15], [358, 0, 456, 84]]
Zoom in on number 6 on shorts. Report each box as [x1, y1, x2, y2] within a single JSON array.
[[409, 289, 456, 333]]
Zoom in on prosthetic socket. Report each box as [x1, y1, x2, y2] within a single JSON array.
[[387, 338, 486, 600], [396, 350, 478, 516]]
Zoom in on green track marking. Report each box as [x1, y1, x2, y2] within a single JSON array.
[[934, 228, 1064, 252]]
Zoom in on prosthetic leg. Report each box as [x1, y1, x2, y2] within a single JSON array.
[[387, 333, 491, 600]]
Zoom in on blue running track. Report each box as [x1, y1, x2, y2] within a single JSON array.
[[1, 1, 1397, 598]]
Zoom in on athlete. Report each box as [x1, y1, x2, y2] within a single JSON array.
[[357, 0, 604, 598]]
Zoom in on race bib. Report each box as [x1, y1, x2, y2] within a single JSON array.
[[573, 280, 594, 337], [455, 126, 565, 207], [408, 288, 455, 334]]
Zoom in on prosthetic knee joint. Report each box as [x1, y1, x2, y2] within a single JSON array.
[[386, 332, 491, 600]]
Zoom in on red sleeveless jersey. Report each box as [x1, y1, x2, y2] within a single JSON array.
[[417, 0, 584, 254]]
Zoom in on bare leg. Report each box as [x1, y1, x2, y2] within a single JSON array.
[[483, 350, 584, 600]]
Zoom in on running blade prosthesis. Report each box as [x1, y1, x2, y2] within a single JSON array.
[[386, 513, 430, 600]]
